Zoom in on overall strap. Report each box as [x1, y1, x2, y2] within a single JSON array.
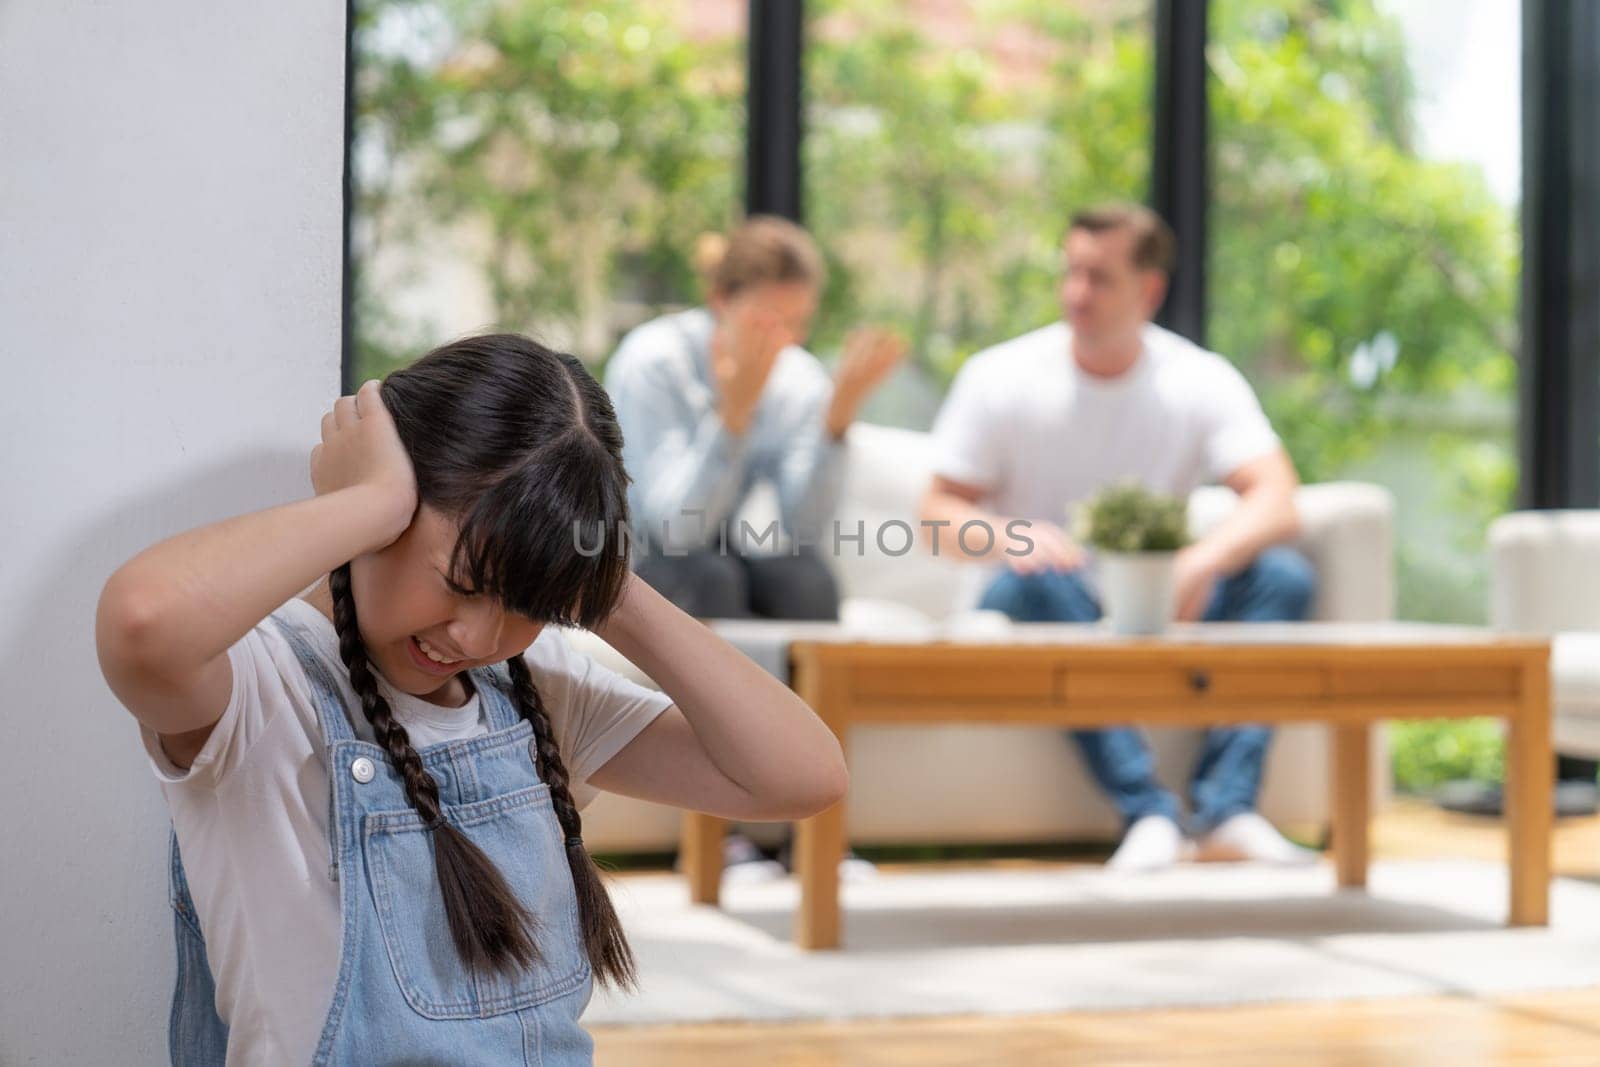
[[269, 617, 356, 886], [473, 663, 524, 732], [270, 617, 357, 743]]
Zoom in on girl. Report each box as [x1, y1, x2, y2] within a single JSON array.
[[96, 335, 848, 1066]]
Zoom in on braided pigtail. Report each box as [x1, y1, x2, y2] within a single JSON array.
[[329, 564, 541, 974], [506, 653, 637, 990]]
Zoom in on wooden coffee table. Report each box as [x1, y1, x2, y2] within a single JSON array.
[[680, 622, 1552, 949]]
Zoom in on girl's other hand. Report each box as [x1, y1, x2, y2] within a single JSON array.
[[310, 379, 418, 546]]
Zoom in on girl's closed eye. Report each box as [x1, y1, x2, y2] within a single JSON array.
[[436, 567, 481, 599], [440, 572, 547, 640]]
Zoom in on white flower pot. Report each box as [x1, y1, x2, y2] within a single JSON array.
[[1099, 551, 1178, 635]]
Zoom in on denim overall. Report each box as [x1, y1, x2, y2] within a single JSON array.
[[167, 618, 595, 1065]]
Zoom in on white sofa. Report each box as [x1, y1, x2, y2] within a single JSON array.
[[576, 422, 1396, 852], [1490, 510, 1600, 757]]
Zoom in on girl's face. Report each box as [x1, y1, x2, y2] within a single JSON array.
[[349, 504, 545, 708]]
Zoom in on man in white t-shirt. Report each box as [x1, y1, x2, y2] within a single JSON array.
[[919, 203, 1317, 872]]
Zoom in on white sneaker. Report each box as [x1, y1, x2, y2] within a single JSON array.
[[1106, 814, 1184, 872], [1194, 812, 1320, 865], [775, 840, 880, 882], [838, 855, 879, 883], [720, 833, 786, 885], [721, 857, 787, 885]]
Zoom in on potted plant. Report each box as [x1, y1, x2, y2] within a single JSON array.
[[1074, 483, 1191, 635]]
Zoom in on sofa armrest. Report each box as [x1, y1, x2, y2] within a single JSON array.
[[1191, 481, 1395, 623], [1489, 510, 1600, 633], [1293, 482, 1396, 622]]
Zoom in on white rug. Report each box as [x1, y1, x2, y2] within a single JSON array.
[[586, 861, 1600, 1025]]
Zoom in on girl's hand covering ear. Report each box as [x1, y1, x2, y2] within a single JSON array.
[[310, 379, 418, 546]]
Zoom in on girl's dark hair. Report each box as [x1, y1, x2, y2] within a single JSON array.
[[327, 333, 636, 988]]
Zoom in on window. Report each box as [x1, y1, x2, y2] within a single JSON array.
[[1210, 0, 1519, 623], [351, 0, 746, 380], [804, 0, 1155, 428]]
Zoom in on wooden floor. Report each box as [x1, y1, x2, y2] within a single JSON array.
[[596, 992, 1600, 1067], [592, 801, 1600, 1066]]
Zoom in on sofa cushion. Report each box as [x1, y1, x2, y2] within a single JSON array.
[[737, 424, 1395, 624], [1491, 511, 1600, 634], [1553, 632, 1600, 757]]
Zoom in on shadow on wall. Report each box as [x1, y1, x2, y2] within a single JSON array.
[[1, 447, 309, 1064]]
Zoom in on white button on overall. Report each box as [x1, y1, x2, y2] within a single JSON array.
[[351, 757, 376, 784]]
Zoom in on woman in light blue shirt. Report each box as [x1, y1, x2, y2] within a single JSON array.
[[605, 215, 903, 621]]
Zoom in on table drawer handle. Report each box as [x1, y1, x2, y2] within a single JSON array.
[[1189, 670, 1211, 694]]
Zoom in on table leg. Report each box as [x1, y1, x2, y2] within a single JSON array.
[[795, 799, 845, 949], [681, 811, 725, 907], [1331, 723, 1371, 889], [790, 653, 846, 949], [1507, 656, 1552, 926]]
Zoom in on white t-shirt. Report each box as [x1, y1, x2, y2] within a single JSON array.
[[931, 320, 1280, 525], [141, 597, 671, 1067]]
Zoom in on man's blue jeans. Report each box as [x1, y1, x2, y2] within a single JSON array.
[[979, 547, 1316, 836]]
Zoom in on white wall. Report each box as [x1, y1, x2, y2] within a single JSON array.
[[0, 3, 344, 1062]]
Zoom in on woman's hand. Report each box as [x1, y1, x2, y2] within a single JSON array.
[[711, 302, 791, 436], [825, 326, 907, 438], [310, 379, 418, 549]]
